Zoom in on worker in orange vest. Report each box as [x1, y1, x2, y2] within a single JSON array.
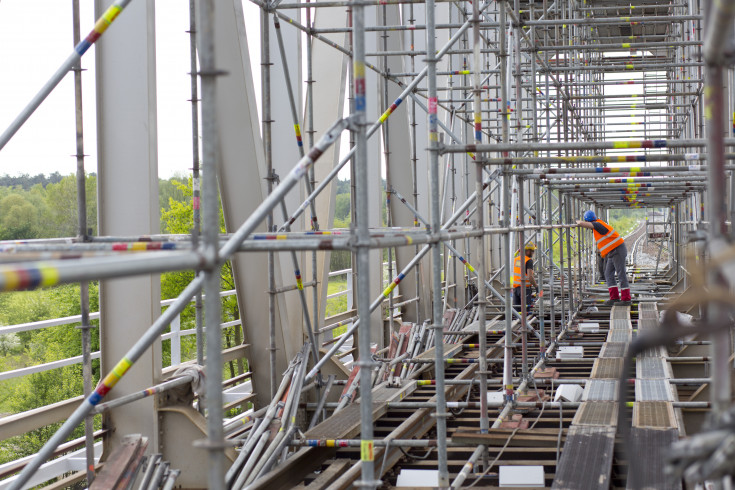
[[512, 242, 538, 309], [576, 210, 631, 306]]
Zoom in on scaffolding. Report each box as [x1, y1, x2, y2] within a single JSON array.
[[1, 0, 735, 487]]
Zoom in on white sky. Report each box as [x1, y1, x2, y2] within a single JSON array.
[[0, 0, 262, 179]]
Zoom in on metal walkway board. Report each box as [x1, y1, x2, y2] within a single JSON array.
[[572, 402, 618, 427], [592, 358, 623, 379], [608, 329, 632, 343], [633, 401, 677, 429], [636, 357, 668, 379], [600, 342, 627, 358], [583, 379, 619, 402], [626, 428, 682, 489], [611, 319, 632, 331], [635, 378, 672, 401], [552, 426, 615, 490]]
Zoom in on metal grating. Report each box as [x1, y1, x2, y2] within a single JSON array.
[[639, 310, 658, 320], [592, 358, 623, 379], [638, 319, 658, 331], [611, 319, 631, 331], [611, 306, 630, 319], [633, 402, 676, 429], [636, 358, 667, 379], [635, 379, 672, 401], [639, 346, 666, 358], [608, 329, 631, 343], [583, 380, 618, 401], [600, 342, 627, 358], [572, 402, 618, 426], [552, 427, 615, 490], [626, 429, 682, 490]]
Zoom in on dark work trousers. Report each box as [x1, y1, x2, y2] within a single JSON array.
[[604, 242, 629, 289], [513, 286, 533, 309]]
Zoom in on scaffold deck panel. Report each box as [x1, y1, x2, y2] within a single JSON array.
[[572, 402, 618, 426], [592, 358, 623, 379], [612, 306, 631, 320], [636, 379, 672, 401], [600, 342, 628, 358], [633, 401, 677, 429], [583, 380, 619, 401], [637, 357, 668, 379], [626, 428, 682, 490], [552, 426, 616, 490], [611, 319, 632, 330], [608, 329, 632, 343]]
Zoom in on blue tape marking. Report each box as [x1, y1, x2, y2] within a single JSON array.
[[75, 39, 92, 56], [28, 268, 42, 289], [654, 140, 667, 148], [89, 391, 103, 406], [162, 243, 176, 250]]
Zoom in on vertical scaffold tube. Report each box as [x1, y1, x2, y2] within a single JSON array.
[[352, 3, 377, 488], [199, 1, 225, 488], [472, 0, 489, 440], [427, 0, 448, 484]]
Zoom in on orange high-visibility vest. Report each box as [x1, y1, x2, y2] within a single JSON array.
[[593, 219, 624, 258], [512, 255, 531, 288]]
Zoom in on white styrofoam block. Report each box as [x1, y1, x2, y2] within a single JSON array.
[[499, 466, 545, 487], [579, 322, 600, 333], [556, 346, 584, 359], [487, 392, 505, 404], [396, 469, 439, 487], [553, 384, 584, 402]]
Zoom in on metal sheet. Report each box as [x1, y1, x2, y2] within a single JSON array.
[[611, 319, 631, 330]]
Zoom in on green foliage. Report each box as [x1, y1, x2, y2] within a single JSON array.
[[0, 173, 97, 240], [0, 284, 101, 464]]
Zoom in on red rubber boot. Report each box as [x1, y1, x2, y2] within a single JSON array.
[[604, 287, 619, 306], [619, 288, 632, 306]]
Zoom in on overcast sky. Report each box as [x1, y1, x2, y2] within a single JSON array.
[[0, 0, 262, 179]]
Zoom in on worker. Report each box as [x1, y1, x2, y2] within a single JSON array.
[[576, 210, 631, 306], [512, 242, 538, 309]]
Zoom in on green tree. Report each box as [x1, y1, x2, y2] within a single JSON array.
[[0, 194, 38, 239], [44, 174, 97, 237]]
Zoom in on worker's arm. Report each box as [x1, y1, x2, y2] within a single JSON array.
[[527, 269, 538, 289], [576, 220, 594, 229]]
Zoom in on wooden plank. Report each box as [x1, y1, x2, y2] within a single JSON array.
[[90, 434, 147, 490], [451, 429, 564, 448], [293, 459, 352, 489], [305, 403, 387, 440]]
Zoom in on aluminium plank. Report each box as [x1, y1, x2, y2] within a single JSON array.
[[552, 426, 616, 490]]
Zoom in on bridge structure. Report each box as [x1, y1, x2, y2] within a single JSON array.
[[0, 0, 734, 488]]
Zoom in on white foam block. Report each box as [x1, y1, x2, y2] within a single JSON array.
[[579, 322, 600, 333], [396, 469, 439, 487], [554, 384, 584, 402], [556, 346, 584, 359], [487, 392, 505, 404], [499, 466, 545, 487]]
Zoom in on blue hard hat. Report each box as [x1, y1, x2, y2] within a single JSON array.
[[583, 210, 597, 222]]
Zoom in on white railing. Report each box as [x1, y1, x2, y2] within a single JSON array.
[[0, 290, 242, 382]]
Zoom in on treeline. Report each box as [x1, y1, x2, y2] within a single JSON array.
[[0, 173, 189, 240]]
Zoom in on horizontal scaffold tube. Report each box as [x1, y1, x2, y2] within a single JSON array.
[[441, 138, 735, 155]]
